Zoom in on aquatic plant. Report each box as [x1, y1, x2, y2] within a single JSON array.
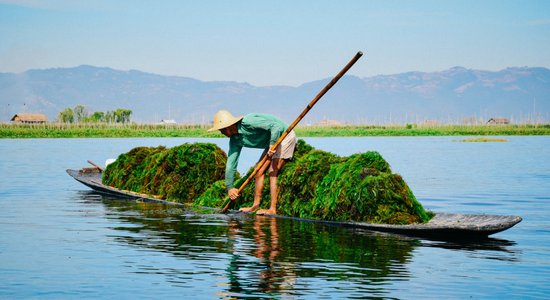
[[455, 137, 508, 142], [103, 143, 227, 201], [105, 140, 432, 224], [198, 139, 432, 224], [277, 147, 430, 224]]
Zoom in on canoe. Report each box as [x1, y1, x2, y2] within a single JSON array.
[[66, 167, 522, 240]]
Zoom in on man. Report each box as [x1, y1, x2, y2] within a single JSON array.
[[208, 110, 297, 215]]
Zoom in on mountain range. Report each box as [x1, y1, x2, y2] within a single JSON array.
[[1, 65, 548, 124]]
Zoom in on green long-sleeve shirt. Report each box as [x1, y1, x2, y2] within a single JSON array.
[[225, 113, 288, 189]]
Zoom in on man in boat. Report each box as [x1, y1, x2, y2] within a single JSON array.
[[208, 110, 297, 215]]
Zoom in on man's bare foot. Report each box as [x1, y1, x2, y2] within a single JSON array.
[[256, 208, 276, 215], [239, 205, 260, 213]]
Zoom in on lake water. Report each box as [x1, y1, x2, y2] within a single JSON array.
[[0, 136, 549, 299]]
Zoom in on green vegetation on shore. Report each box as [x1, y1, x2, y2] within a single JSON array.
[[0, 123, 219, 138], [1, 122, 549, 138]]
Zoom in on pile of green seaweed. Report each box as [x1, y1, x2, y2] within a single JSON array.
[[104, 141, 432, 224], [197, 140, 432, 224], [102, 143, 227, 201]]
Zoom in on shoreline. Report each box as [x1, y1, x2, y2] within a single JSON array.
[[1, 123, 549, 138]]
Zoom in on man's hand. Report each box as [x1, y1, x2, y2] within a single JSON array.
[[267, 145, 276, 158], [228, 188, 239, 200]]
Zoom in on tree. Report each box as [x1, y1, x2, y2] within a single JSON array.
[[104, 111, 115, 123], [113, 108, 132, 123], [57, 106, 132, 124], [57, 108, 74, 123], [73, 105, 88, 123], [89, 111, 105, 123]]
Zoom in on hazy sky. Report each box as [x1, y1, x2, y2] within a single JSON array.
[[1, 0, 549, 86]]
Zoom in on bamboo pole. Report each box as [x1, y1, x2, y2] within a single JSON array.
[[221, 51, 364, 213]]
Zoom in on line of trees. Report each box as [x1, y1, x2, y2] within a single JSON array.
[[57, 105, 132, 123]]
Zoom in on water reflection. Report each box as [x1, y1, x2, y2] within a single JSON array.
[[80, 192, 520, 297], [419, 238, 520, 262], [224, 217, 299, 297]]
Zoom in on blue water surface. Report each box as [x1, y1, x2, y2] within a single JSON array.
[[0, 136, 549, 299]]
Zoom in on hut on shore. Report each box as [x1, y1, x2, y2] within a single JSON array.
[[11, 114, 48, 124], [316, 119, 343, 126], [487, 118, 510, 125], [160, 119, 177, 125]]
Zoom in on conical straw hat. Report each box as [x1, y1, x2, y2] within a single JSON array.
[[207, 110, 243, 132]]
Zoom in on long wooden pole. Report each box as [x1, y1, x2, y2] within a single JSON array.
[[221, 51, 364, 213]]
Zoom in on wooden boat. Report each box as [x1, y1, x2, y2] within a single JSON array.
[[67, 167, 522, 240]]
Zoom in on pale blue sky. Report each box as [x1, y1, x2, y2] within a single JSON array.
[[1, 0, 549, 86]]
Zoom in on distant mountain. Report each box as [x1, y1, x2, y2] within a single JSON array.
[[1, 65, 548, 124]]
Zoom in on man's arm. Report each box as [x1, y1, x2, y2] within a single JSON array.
[[225, 141, 241, 190]]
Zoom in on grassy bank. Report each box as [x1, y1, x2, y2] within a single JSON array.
[[0, 123, 219, 138], [1, 123, 549, 138], [296, 124, 550, 136]]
